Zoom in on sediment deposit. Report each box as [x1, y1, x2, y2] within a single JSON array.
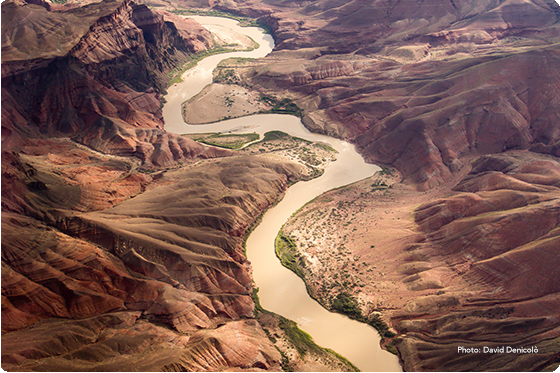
[[282, 151, 560, 371]]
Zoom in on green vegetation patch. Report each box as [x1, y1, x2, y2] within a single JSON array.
[[278, 317, 321, 357], [331, 292, 363, 320], [262, 131, 311, 144], [385, 343, 399, 355], [378, 167, 395, 176], [251, 288, 269, 316], [186, 132, 259, 149], [371, 179, 388, 191], [263, 130, 291, 141], [275, 231, 306, 280], [369, 313, 395, 338], [167, 42, 256, 87], [323, 348, 360, 371], [259, 95, 303, 117], [214, 68, 238, 84], [217, 57, 255, 67], [214, 58, 256, 84], [330, 292, 395, 339], [314, 142, 337, 153], [252, 267, 359, 371], [277, 317, 359, 371]]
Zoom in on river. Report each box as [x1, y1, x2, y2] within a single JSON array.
[[163, 15, 401, 372]]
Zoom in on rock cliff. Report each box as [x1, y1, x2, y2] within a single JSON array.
[[2, 0, 216, 166], [210, 0, 560, 188], [1, 0, 304, 370]]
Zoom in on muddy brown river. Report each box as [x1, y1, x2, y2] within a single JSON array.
[[163, 15, 401, 372]]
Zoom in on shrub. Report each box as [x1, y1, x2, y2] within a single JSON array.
[[331, 292, 363, 320]]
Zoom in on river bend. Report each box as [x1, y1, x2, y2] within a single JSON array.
[[163, 15, 401, 372]]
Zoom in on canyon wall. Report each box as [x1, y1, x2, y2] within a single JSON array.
[[282, 151, 560, 371], [3, 0, 560, 370], [212, 0, 560, 188], [2, 0, 217, 165], [201, 0, 560, 370], [2, 2, 360, 370], [1, 0, 304, 370]]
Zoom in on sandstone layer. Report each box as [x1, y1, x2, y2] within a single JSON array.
[[1, 0, 354, 370], [2, 0, 218, 167], [1, 151, 304, 370]]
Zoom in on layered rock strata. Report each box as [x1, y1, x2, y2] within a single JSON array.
[[281, 151, 560, 371], [1, 151, 308, 370], [185, 2, 560, 368], [198, 0, 560, 188], [1, 0, 353, 370], [2, 0, 216, 166]]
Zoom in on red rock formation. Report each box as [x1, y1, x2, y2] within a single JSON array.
[[4, 0, 560, 370], [217, 0, 560, 188], [176, 0, 560, 369], [0, 1, 294, 370], [393, 152, 560, 371], [2, 0, 216, 167], [1, 152, 304, 370], [281, 150, 560, 371]]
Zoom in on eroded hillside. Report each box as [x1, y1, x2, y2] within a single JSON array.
[[3, 0, 560, 370], [184, 0, 560, 188], [1, 0, 355, 370], [282, 151, 560, 371], [181, 0, 560, 370]]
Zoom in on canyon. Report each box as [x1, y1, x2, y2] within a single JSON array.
[[172, 0, 560, 369], [1, 1, 357, 370], [2, 0, 560, 371]]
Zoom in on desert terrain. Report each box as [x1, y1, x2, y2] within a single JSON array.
[[1, 0, 354, 370], [282, 151, 560, 371], [2, 0, 560, 370], [175, 0, 560, 369], [171, 0, 560, 369]]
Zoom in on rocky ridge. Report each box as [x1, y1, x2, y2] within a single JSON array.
[[1, 0, 355, 370], [186, 0, 560, 189], [2, 0, 218, 166]]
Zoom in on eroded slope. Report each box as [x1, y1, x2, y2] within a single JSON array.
[[281, 151, 560, 371], [188, 0, 560, 189], [1, 0, 354, 370]]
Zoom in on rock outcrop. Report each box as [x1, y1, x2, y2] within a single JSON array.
[[212, 0, 560, 188], [395, 152, 560, 371], [202, 6, 560, 368], [0, 1, 300, 370], [281, 150, 560, 372], [2, 0, 216, 167]]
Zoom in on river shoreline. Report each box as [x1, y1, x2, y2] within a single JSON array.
[[162, 14, 401, 372]]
